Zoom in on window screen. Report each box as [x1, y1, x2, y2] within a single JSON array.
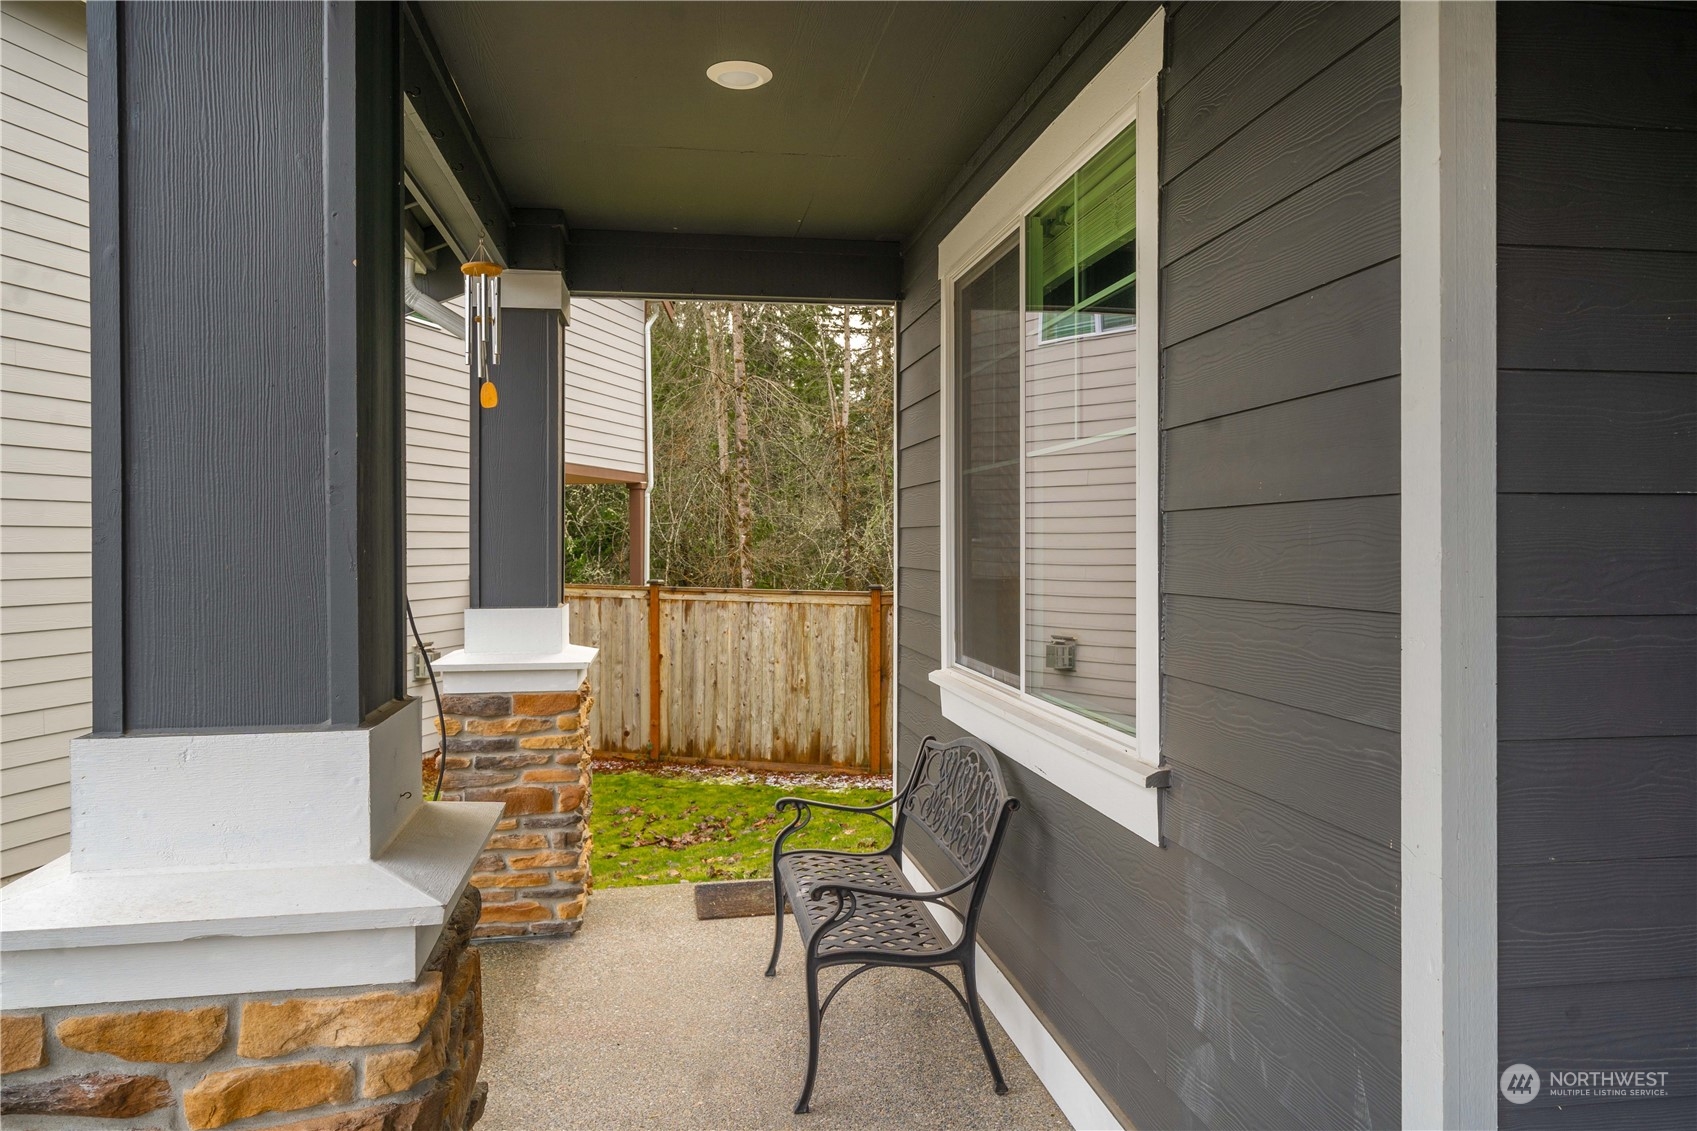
[[1027, 123, 1137, 343], [953, 238, 1022, 686], [1023, 121, 1138, 733]]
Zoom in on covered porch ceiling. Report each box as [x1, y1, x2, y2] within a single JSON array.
[[412, 1, 1100, 298]]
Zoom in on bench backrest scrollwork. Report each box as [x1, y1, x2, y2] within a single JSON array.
[[892, 736, 1018, 924]]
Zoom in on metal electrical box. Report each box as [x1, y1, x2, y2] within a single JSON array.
[[1045, 635, 1077, 672]]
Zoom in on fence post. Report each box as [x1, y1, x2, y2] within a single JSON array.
[[647, 581, 662, 761], [867, 585, 884, 775]]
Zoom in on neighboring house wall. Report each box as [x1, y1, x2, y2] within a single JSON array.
[[897, 4, 1400, 1126], [1494, 5, 1697, 1128], [1, 0, 88, 880], [562, 296, 647, 480], [1023, 325, 1138, 728], [405, 315, 472, 753]]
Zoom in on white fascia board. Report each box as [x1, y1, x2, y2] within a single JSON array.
[[902, 854, 1124, 1131], [1, 928, 424, 1013], [433, 647, 598, 673], [500, 268, 570, 322], [433, 644, 597, 694], [0, 801, 502, 1007], [931, 668, 1161, 845]]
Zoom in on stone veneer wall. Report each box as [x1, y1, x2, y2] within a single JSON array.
[[433, 686, 593, 938], [0, 889, 487, 1131]]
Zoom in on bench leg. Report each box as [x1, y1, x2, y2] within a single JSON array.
[[963, 957, 1010, 1095], [795, 959, 824, 1114], [765, 877, 784, 976]]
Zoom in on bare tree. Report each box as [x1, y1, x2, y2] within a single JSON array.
[[832, 307, 858, 585], [729, 303, 754, 588], [614, 301, 894, 591]]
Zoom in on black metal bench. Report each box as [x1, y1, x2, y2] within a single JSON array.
[[764, 735, 1020, 1114]]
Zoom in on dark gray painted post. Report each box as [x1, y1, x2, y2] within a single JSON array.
[[88, 1, 405, 733], [468, 212, 568, 610], [469, 305, 564, 608]]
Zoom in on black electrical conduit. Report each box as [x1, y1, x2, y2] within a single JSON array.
[[405, 599, 449, 802]]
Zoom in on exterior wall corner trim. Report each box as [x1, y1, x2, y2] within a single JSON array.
[[1399, 3, 1499, 1126]]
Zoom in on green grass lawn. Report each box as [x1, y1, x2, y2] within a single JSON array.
[[589, 762, 895, 887]]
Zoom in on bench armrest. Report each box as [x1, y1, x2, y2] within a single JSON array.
[[771, 792, 903, 857], [774, 795, 897, 816], [770, 796, 898, 864]]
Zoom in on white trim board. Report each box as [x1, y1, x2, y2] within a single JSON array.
[[931, 668, 1160, 842], [1400, 3, 1498, 1126], [902, 854, 1123, 1131]]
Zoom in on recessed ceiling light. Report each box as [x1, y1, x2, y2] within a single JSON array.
[[707, 60, 773, 90]]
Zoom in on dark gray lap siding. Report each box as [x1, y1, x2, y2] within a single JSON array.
[[896, 4, 1401, 1127], [1496, 5, 1697, 1129]]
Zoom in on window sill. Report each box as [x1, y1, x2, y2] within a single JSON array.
[[929, 667, 1163, 846]]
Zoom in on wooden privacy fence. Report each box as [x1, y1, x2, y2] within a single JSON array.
[[564, 584, 893, 773]]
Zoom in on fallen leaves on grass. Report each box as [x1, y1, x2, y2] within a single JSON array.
[[589, 761, 894, 888]]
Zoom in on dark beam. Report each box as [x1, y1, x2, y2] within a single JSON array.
[[564, 230, 904, 303], [401, 0, 509, 266], [508, 208, 568, 273]]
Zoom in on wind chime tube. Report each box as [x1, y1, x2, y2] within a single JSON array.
[[462, 271, 472, 364], [462, 249, 502, 408], [474, 271, 487, 380]]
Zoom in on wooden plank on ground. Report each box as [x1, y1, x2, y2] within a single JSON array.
[[694, 880, 774, 919]]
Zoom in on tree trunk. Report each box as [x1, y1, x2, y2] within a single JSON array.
[[730, 303, 754, 588], [835, 307, 856, 586], [703, 304, 733, 585]]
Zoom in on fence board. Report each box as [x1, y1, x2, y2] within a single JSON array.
[[564, 584, 894, 771]]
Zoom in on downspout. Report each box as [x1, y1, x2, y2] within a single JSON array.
[[642, 304, 659, 582], [404, 261, 465, 337]]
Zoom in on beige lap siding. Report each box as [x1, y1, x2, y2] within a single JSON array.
[[0, 0, 89, 880], [405, 315, 473, 754], [562, 297, 648, 479], [1024, 325, 1138, 731]]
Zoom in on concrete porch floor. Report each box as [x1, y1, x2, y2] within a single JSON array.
[[475, 883, 1068, 1130]]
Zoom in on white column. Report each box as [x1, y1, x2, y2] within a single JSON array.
[[1400, 3, 1498, 1127]]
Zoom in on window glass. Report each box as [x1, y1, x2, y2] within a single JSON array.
[[1023, 122, 1138, 733], [1027, 124, 1137, 343], [953, 238, 1022, 685]]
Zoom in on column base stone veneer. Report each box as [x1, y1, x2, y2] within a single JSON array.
[[0, 889, 489, 1131], [430, 607, 598, 939]]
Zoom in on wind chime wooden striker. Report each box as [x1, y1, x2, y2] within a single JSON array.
[[463, 243, 503, 408]]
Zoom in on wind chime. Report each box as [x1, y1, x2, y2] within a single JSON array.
[[462, 244, 503, 408]]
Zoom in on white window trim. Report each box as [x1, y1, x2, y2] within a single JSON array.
[[933, 8, 1164, 846]]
